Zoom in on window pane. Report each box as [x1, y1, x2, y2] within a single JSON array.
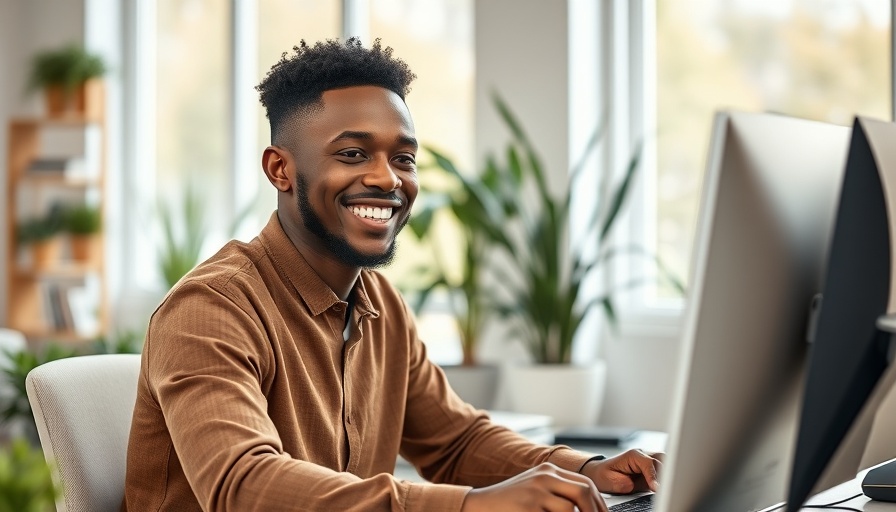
[[370, 0, 474, 364], [252, 1, 341, 233], [368, 0, 474, 286], [147, 0, 230, 288], [653, 0, 890, 301]]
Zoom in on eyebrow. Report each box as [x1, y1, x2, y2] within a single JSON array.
[[330, 131, 418, 149]]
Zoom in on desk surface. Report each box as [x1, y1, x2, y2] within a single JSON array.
[[791, 464, 894, 511], [396, 429, 896, 511]]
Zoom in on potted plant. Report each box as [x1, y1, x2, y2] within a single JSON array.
[[27, 43, 106, 119], [0, 438, 60, 512], [407, 156, 519, 408], [62, 203, 102, 263], [417, 93, 681, 425], [16, 212, 64, 271]]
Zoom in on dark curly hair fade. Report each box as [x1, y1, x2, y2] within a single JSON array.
[[256, 37, 416, 145]]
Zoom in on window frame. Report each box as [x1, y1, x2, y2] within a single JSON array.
[[607, 0, 896, 341]]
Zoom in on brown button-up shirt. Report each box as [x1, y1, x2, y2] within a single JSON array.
[[122, 212, 593, 511]]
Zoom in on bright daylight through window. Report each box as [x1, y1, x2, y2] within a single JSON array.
[[127, 0, 473, 361], [641, 0, 890, 310]]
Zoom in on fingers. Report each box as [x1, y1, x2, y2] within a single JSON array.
[[634, 452, 662, 492], [535, 464, 607, 512], [462, 463, 609, 512], [585, 449, 665, 494]]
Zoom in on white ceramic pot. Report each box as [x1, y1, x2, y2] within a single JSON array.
[[439, 364, 500, 410], [503, 360, 608, 427]]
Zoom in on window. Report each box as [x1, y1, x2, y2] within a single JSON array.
[[122, 1, 473, 360], [621, 0, 891, 319]]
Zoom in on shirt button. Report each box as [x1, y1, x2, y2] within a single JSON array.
[[346, 414, 352, 424], [333, 304, 343, 312]]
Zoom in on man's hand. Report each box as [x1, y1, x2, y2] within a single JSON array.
[[461, 462, 609, 512], [581, 449, 664, 495]]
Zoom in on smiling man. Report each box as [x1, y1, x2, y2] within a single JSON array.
[[122, 38, 660, 512]]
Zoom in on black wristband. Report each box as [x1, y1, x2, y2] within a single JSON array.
[[578, 454, 606, 473]]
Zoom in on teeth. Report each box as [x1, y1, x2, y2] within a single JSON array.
[[352, 206, 393, 220]]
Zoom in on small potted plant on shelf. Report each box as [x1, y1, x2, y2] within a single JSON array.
[[62, 203, 102, 263], [27, 43, 106, 119], [16, 212, 64, 271]]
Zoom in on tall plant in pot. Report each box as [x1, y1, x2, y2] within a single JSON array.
[[407, 147, 524, 408], [420, 93, 680, 425]]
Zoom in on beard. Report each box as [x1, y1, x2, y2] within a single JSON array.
[[296, 173, 407, 269]]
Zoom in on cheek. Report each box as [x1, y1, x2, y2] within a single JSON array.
[[403, 174, 420, 203]]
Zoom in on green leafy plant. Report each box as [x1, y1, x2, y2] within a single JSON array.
[[15, 214, 63, 246], [27, 43, 106, 97], [61, 204, 102, 235], [156, 184, 257, 289], [0, 344, 78, 428], [90, 330, 143, 355], [413, 93, 683, 365], [0, 438, 60, 512], [408, 145, 523, 366], [157, 185, 206, 289]]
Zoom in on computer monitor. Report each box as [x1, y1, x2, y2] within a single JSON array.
[[655, 111, 854, 512], [786, 116, 896, 511]]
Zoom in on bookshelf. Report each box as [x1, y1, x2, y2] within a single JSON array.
[[4, 113, 107, 343]]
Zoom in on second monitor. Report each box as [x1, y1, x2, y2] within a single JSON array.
[[657, 111, 851, 512]]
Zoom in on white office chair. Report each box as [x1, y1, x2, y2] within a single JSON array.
[[26, 354, 141, 512]]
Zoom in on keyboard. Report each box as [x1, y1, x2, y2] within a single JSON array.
[[608, 494, 653, 511]]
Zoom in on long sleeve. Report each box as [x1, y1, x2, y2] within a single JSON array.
[[128, 278, 468, 512], [397, 299, 594, 487]]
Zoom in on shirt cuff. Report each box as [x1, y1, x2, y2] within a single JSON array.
[[405, 482, 471, 512]]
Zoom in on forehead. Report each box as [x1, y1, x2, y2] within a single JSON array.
[[300, 85, 415, 141]]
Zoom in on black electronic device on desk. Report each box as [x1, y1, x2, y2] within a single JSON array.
[[554, 426, 640, 447], [862, 459, 896, 502]]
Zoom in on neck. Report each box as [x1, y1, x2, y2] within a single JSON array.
[[277, 210, 361, 301]]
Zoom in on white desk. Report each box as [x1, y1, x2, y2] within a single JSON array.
[[395, 430, 896, 511], [790, 463, 896, 511]]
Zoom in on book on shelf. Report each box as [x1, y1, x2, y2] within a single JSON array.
[[26, 156, 97, 180], [40, 277, 100, 336]]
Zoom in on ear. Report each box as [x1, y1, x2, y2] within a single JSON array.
[[262, 146, 293, 192]]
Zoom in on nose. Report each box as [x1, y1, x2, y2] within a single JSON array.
[[362, 157, 402, 191]]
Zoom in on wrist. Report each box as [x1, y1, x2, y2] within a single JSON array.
[[577, 454, 606, 474]]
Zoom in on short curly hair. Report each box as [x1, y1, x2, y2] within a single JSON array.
[[256, 37, 416, 145]]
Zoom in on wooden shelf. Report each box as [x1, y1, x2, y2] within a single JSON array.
[[15, 262, 100, 279], [17, 173, 99, 188], [5, 96, 109, 345]]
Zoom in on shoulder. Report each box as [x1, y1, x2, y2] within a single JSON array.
[[162, 238, 269, 307], [359, 269, 413, 313]]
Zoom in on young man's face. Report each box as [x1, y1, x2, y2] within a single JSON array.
[[282, 85, 418, 268]]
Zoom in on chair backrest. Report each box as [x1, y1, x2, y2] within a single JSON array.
[[26, 354, 141, 512]]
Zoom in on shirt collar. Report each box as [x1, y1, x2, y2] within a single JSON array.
[[258, 211, 378, 318]]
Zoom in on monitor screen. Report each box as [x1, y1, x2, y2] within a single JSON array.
[[656, 111, 852, 512], [786, 117, 896, 511]]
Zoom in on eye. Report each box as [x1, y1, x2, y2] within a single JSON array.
[[393, 154, 417, 167], [336, 149, 367, 162]]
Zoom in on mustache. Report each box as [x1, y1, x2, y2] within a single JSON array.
[[341, 192, 403, 205]]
